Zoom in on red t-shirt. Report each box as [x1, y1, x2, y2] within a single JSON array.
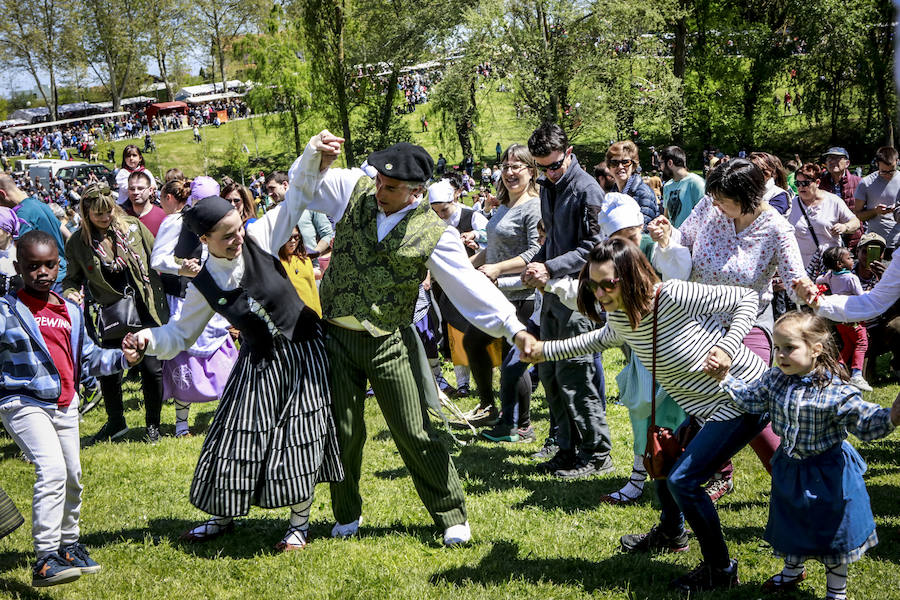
[[18, 289, 76, 408], [124, 203, 167, 237]]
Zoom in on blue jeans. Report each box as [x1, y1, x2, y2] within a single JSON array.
[[656, 412, 770, 569]]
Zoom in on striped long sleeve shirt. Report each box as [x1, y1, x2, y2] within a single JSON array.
[[543, 280, 768, 420]]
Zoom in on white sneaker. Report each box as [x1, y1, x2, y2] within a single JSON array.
[[331, 516, 361, 538], [443, 521, 471, 546], [849, 375, 873, 392]]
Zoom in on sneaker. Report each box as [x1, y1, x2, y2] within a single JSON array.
[[515, 426, 536, 443], [670, 559, 739, 592], [555, 453, 615, 479], [59, 542, 101, 575], [704, 477, 735, 503], [443, 521, 471, 546], [78, 387, 102, 417], [620, 525, 689, 554], [91, 421, 129, 444], [331, 516, 361, 538], [451, 385, 470, 399], [531, 439, 558, 459], [32, 552, 81, 587], [480, 423, 519, 443], [537, 449, 576, 473], [145, 424, 161, 445], [468, 405, 499, 427], [849, 374, 873, 392]]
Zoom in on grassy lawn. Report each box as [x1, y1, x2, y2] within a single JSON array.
[[0, 349, 899, 599]]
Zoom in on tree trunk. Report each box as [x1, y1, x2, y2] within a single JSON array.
[[378, 68, 400, 147], [334, 0, 353, 165], [671, 9, 687, 145], [291, 106, 302, 156]]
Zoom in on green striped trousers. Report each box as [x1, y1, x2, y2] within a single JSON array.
[[325, 323, 467, 530]]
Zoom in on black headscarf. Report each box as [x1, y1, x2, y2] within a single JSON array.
[[181, 195, 235, 236]]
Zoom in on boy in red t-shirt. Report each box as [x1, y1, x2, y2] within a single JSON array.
[[0, 231, 141, 587]]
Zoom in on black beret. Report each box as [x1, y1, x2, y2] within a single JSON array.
[[182, 195, 236, 236], [367, 142, 434, 182]]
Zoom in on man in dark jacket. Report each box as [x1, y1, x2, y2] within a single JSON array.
[[522, 122, 612, 479]]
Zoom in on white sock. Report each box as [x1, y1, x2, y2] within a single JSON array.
[[188, 515, 233, 537], [825, 562, 848, 600], [174, 400, 190, 435], [282, 496, 314, 546], [606, 455, 646, 502], [771, 560, 805, 585]]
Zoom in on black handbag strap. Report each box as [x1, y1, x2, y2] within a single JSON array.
[[796, 197, 822, 249], [650, 285, 661, 428]]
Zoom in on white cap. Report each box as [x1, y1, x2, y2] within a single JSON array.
[[428, 179, 455, 204], [599, 192, 644, 238]]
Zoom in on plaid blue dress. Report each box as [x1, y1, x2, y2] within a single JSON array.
[[721, 368, 895, 564]]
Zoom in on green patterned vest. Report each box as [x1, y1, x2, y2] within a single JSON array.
[[319, 176, 445, 333]]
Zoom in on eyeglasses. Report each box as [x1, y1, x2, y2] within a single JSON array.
[[587, 277, 620, 293], [501, 163, 528, 172], [795, 180, 814, 188], [535, 154, 568, 173], [607, 158, 633, 168]]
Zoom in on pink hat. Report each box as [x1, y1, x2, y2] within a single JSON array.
[[189, 176, 220, 206]]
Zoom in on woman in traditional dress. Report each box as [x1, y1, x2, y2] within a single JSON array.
[[130, 141, 343, 550], [151, 178, 238, 438]]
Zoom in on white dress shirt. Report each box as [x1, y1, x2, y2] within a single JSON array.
[[285, 138, 525, 343], [817, 256, 900, 322]]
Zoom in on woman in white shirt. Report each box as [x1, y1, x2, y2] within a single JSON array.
[[787, 163, 860, 269]]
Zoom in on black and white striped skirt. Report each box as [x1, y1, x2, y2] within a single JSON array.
[[189, 333, 344, 517]]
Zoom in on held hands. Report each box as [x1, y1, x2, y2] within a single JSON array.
[[514, 331, 544, 364], [522, 262, 550, 288], [478, 263, 502, 283], [460, 231, 479, 251], [647, 215, 672, 247], [178, 258, 201, 278], [792, 278, 820, 307], [702, 346, 732, 381], [121, 332, 146, 366]]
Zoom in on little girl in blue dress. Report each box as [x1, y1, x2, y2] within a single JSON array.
[[714, 311, 900, 599]]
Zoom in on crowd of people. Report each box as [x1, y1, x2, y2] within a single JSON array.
[[0, 121, 898, 600]]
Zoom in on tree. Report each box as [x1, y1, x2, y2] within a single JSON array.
[[0, 0, 71, 121], [237, 5, 313, 156], [431, 59, 480, 158], [140, 0, 193, 101], [194, 0, 263, 93], [74, 0, 145, 112]]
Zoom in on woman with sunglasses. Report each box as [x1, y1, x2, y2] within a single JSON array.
[[527, 237, 768, 593], [606, 141, 659, 225], [788, 163, 861, 270], [151, 178, 238, 438]]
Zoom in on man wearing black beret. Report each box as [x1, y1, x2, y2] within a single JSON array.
[[285, 131, 536, 546]]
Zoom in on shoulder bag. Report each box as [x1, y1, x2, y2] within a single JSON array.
[[642, 286, 688, 479]]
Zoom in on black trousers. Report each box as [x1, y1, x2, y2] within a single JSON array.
[[100, 338, 163, 428]]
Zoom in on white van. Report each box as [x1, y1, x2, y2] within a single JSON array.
[[28, 160, 87, 188]]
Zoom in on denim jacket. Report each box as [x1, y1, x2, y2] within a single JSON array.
[[0, 293, 126, 407]]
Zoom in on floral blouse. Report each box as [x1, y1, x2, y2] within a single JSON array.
[[672, 195, 806, 316]]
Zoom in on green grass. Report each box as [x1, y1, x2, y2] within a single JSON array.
[[1, 351, 899, 599]]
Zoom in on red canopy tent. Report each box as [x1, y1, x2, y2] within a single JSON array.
[[146, 101, 188, 120]]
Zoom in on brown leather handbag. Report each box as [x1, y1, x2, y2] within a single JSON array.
[[642, 286, 687, 479]]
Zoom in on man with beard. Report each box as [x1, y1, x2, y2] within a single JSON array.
[[660, 146, 706, 228]]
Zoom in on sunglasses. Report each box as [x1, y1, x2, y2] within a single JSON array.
[[795, 180, 814, 188], [289, 234, 301, 241], [535, 153, 568, 173], [587, 277, 620, 293], [608, 158, 633, 168]]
